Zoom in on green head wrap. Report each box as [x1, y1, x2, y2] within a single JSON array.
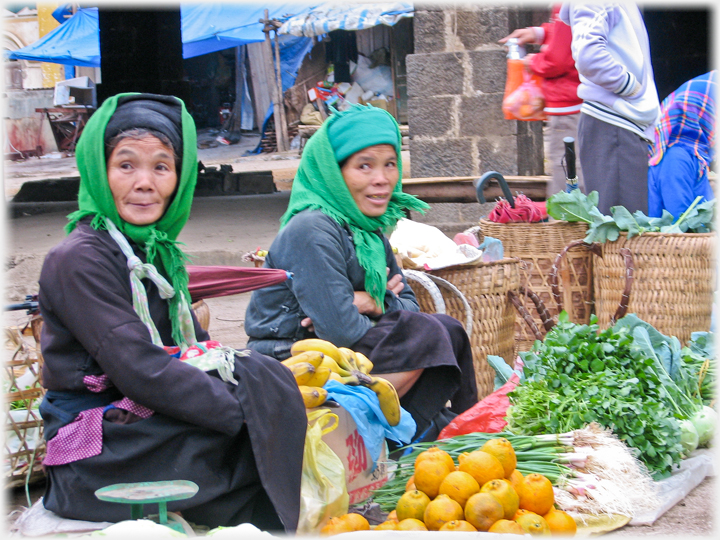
[[66, 92, 198, 346], [281, 103, 429, 310]]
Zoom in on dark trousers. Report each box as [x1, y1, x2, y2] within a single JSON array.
[[577, 112, 651, 215]]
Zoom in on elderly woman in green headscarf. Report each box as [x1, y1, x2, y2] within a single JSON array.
[[245, 104, 478, 443], [36, 93, 306, 531]]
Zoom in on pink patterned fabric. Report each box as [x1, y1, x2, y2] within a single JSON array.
[[83, 374, 112, 393], [43, 398, 154, 466]]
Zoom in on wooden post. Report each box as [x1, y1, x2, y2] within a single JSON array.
[[273, 27, 290, 150], [260, 10, 287, 152]]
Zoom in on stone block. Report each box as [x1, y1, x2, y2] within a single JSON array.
[[456, 6, 512, 49], [409, 139, 475, 178], [407, 96, 454, 137], [459, 94, 514, 137], [413, 8, 445, 54], [407, 53, 464, 98], [469, 49, 507, 94], [477, 136, 520, 176]]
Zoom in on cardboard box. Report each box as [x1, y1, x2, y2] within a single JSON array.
[[54, 76, 96, 107], [320, 405, 390, 505]]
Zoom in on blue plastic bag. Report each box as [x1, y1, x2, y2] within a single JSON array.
[[324, 380, 416, 466]]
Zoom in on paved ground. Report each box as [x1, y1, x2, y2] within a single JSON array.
[[2, 135, 717, 536]]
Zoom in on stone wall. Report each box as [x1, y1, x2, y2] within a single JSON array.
[[405, 3, 548, 229]]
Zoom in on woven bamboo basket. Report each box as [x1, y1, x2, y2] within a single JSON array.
[[593, 232, 716, 344], [5, 314, 47, 488], [406, 258, 521, 400], [478, 219, 593, 352]]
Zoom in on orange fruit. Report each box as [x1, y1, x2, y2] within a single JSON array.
[[543, 508, 577, 535], [339, 512, 370, 531], [405, 474, 416, 491], [413, 455, 454, 499], [457, 450, 505, 487], [480, 438, 517, 478], [438, 470, 480, 508], [414, 447, 455, 471], [319, 516, 354, 536], [488, 518, 527, 534], [396, 518, 428, 531], [513, 508, 536, 521], [423, 493, 464, 531], [508, 469, 525, 497], [373, 520, 398, 531], [395, 489, 431, 522], [519, 473, 555, 516], [439, 520, 478, 532], [464, 491, 504, 532], [480, 478, 519, 520], [386, 510, 398, 522], [516, 512, 551, 536]]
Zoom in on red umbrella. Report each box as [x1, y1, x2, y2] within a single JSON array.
[[186, 265, 291, 303], [475, 171, 547, 223]]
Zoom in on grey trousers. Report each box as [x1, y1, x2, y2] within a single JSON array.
[[577, 113, 650, 215], [546, 113, 584, 198]]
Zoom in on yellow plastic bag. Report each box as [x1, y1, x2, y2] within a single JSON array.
[[296, 408, 349, 535]]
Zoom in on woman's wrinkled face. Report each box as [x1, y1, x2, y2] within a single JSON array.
[[340, 144, 399, 217], [107, 135, 178, 225]]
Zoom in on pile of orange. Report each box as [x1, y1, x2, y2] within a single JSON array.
[[368, 438, 578, 536]]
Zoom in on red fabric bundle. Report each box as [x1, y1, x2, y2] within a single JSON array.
[[487, 194, 548, 223]]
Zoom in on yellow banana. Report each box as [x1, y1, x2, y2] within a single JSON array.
[[303, 365, 331, 388], [298, 385, 328, 408], [338, 347, 360, 373], [318, 355, 353, 378], [288, 361, 316, 386], [368, 376, 401, 426], [328, 371, 362, 386], [354, 351, 374, 375], [281, 350, 324, 369], [290, 339, 344, 365]]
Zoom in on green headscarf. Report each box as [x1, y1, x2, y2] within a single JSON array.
[[66, 93, 198, 346], [281, 104, 429, 310]]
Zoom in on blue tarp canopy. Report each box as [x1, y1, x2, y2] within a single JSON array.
[[181, 3, 316, 58], [7, 7, 100, 67], [7, 4, 318, 66]]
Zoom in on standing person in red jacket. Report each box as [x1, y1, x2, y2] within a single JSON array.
[[500, 5, 584, 197]]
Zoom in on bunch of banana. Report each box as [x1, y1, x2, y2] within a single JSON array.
[[289, 339, 402, 426], [281, 350, 331, 407]]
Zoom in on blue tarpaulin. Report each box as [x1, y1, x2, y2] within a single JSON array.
[[7, 4, 318, 66], [7, 7, 100, 67]]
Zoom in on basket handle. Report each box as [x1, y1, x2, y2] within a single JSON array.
[[508, 289, 543, 341], [404, 269, 474, 338], [612, 247, 635, 324], [549, 239, 603, 314]]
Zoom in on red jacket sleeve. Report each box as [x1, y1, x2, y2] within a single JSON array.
[[530, 14, 577, 79]]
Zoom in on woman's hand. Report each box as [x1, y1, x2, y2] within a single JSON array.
[[303, 268, 406, 328]]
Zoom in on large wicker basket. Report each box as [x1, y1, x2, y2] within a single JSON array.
[[5, 314, 46, 488], [406, 258, 521, 400], [478, 219, 593, 352], [593, 232, 716, 344]]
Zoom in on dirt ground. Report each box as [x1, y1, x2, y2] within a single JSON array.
[[2, 134, 717, 537]]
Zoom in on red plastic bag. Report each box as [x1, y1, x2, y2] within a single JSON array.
[[438, 374, 519, 439], [502, 70, 546, 121]]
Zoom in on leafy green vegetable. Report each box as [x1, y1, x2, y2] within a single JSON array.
[[545, 191, 716, 243], [506, 313, 706, 479]]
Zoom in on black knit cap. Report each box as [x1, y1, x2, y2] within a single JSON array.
[[104, 93, 183, 161]]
